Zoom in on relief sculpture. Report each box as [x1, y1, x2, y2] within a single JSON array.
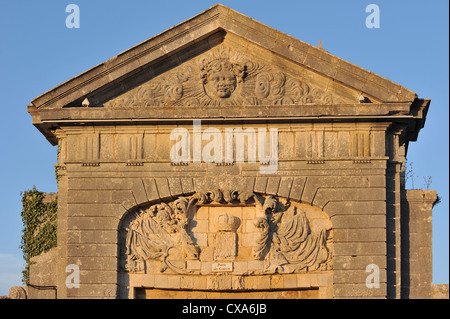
[[253, 196, 330, 273], [124, 197, 199, 274], [105, 45, 341, 108], [122, 190, 332, 275], [200, 46, 246, 101]]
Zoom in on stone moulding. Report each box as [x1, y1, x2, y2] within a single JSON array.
[[252, 195, 330, 273], [32, 102, 425, 123], [121, 189, 332, 276]]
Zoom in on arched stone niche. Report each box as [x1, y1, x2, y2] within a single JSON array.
[[117, 190, 333, 299]]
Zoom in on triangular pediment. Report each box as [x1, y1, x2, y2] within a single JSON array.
[[30, 4, 417, 111], [97, 39, 357, 109], [29, 4, 428, 146]]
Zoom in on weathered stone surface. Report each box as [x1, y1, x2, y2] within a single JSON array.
[[25, 4, 434, 300], [432, 284, 449, 299], [401, 189, 437, 299], [28, 248, 58, 299], [2, 287, 28, 299]]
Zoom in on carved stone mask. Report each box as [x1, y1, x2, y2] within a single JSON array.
[[207, 70, 236, 98], [201, 49, 245, 102]]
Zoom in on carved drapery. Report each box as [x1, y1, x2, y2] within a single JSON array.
[[253, 195, 330, 273], [121, 189, 332, 275], [105, 45, 341, 108]]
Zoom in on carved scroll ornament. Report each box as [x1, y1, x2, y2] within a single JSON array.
[[105, 45, 341, 108]]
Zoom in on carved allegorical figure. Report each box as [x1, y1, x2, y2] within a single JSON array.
[[253, 196, 330, 273], [123, 190, 331, 275]]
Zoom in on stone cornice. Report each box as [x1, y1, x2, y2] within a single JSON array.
[[401, 189, 438, 205], [33, 103, 413, 123]]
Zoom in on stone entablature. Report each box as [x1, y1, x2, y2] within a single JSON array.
[[55, 123, 390, 169]]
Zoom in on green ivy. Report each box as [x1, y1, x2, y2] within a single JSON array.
[[20, 186, 57, 285]]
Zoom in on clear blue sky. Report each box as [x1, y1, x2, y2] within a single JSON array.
[[0, 0, 448, 295]]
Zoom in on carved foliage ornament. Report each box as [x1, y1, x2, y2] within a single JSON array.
[[123, 189, 331, 275], [124, 197, 198, 274], [105, 45, 340, 108]]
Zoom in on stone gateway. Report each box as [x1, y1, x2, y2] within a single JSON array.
[[26, 4, 442, 299]]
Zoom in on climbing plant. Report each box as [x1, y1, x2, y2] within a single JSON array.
[[19, 186, 57, 285]]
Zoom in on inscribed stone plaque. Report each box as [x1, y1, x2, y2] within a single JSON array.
[[212, 262, 233, 272]]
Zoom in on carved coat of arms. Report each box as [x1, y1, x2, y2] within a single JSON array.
[[122, 190, 332, 275]]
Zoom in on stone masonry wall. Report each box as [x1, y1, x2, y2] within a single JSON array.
[[54, 122, 389, 298]]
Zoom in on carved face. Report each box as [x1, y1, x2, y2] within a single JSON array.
[[164, 84, 183, 103], [207, 70, 237, 99]]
